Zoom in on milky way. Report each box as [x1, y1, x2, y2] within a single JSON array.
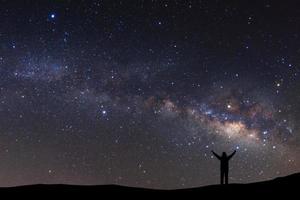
[[0, 1, 300, 189]]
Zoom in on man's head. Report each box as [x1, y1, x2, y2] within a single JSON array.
[[222, 152, 227, 157]]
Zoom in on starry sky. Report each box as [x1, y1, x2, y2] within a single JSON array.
[[0, 0, 300, 189]]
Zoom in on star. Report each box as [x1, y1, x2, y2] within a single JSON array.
[[49, 13, 56, 19]]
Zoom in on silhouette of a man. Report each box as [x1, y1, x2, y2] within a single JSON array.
[[211, 150, 236, 185]]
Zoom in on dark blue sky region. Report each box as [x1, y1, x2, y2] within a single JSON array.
[[0, 0, 299, 189]]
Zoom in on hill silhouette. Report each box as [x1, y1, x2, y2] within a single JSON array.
[[0, 173, 298, 197]]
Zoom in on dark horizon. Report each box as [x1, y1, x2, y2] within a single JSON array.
[[0, 0, 299, 189]]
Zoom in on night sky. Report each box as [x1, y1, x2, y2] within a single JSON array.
[[0, 0, 300, 189]]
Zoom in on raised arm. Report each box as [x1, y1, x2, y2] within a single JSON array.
[[211, 151, 221, 159], [228, 150, 236, 159]]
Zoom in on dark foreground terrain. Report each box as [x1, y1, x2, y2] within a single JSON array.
[[0, 173, 299, 198]]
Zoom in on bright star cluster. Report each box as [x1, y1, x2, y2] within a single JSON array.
[[0, 0, 299, 189]]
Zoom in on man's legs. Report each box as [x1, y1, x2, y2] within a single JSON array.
[[221, 170, 224, 184], [225, 170, 228, 184]]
